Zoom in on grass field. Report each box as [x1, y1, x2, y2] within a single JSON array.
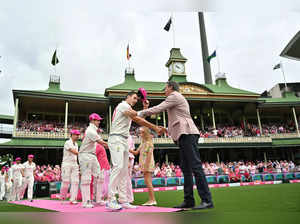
[[0, 183, 299, 223]]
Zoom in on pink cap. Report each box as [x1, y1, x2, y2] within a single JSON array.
[[138, 88, 148, 102], [15, 157, 21, 161], [89, 113, 103, 121], [28, 154, 34, 159], [70, 129, 81, 135]]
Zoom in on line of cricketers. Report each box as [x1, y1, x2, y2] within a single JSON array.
[[0, 91, 166, 211], [0, 155, 36, 202]]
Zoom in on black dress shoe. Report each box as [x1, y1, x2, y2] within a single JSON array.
[[193, 201, 214, 210], [173, 201, 195, 209]]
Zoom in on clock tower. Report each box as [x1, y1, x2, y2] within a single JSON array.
[[165, 48, 187, 82]]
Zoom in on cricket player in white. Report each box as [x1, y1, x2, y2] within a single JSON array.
[[60, 129, 81, 204], [0, 167, 6, 201], [79, 113, 108, 208], [11, 157, 24, 201], [21, 155, 36, 202], [106, 91, 166, 211], [6, 165, 13, 201]]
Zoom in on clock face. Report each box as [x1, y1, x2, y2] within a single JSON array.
[[173, 62, 184, 73]]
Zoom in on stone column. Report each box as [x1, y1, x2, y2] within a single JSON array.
[[256, 108, 263, 136], [13, 98, 19, 137], [64, 101, 69, 138], [200, 113, 204, 130], [109, 105, 112, 132], [292, 107, 300, 136], [211, 106, 216, 129]]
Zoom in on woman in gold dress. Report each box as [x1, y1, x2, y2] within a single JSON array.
[[129, 126, 156, 206]]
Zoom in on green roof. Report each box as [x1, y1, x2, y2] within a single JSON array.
[[106, 72, 259, 96], [14, 81, 108, 101], [106, 73, 166, 93], [0, 114, 14, 121], [203, 78, 259, 95], [0, 138, 82, 148], [259, 91, 300, 105]]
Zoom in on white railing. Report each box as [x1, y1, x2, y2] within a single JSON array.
[[200, 136, 272, 143], [14, 131, 108, 140], [268, 133, 300, 138], [0, 124, 13, 135], [13, 131, 299, 144]]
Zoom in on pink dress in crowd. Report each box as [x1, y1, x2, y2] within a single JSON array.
[[96, 143, 110, 198]]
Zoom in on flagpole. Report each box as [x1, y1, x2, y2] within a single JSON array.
[[280, 61, 288, 90], [55, 44, 58, 76], [172, 13, 175, 48], [216, 47, 221, 73]]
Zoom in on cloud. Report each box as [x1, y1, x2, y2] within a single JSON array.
[[0, 1, 299, 116]]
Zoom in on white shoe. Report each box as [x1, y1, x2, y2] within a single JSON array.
[[121, 202, 137, 209], [82, 201, 94, 208], [95, 200, 106, 206], [70, 200, 78, 205], [106, 200, 122, 211], [142, 201, 157, 206]]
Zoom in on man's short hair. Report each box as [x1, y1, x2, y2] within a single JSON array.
[[126, 91, 137, 98], [166, 81, 180, 91]]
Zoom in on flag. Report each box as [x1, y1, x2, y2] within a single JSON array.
[[126, 44, 132, 60], [207, 50, 216, 63], [51, 50, 59, 66], [164, 17, 172, 31], [273, 63, 281, 70]]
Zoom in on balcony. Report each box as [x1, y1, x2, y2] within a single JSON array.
[[12, 130, 299, 145]]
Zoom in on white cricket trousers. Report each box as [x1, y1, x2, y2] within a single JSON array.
[[12, 177, 22, 201], [22, 176, 34, 200], [126, 158, 134, 203], [78, 153, 104, 204], [60, 163, 79, 201], [108, 135, 129, 203], [0, 179, 5, 200]]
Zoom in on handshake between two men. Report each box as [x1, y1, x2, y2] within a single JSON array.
[[124, 99, 167, 137]]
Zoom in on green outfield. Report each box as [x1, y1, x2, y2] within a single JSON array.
[[1, 183, 299, 219]]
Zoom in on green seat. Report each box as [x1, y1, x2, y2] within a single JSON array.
[[284, 173, 295, 180], [152, 178, 165, 187], [136, 178, 146, 188], [263, 174, 274, 181], [56, 182, 61, 191], [252, 174, 263, 181], [206, 176, 217, 184], [241, 175, 247, 182], [274, 173, 284, 181], [294, 172, 300, 180], [217, 175, 229, 183], [181, 177, 184, 185], [131, 179, 136, 188], [167, 177, 180, 186]]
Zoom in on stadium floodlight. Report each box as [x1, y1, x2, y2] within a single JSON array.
[[280, 31, 300, 61]]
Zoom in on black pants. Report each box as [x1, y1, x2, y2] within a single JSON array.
[[178, 134, 212, 204]]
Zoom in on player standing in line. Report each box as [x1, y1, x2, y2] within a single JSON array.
[[60, 129, 81, 204], [78, 113, 108, 208], [11, 157, 24, 201], [0, 167, 6, 201], [21, 155, 36, 202]]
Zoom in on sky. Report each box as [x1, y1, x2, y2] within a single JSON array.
[[0, 1, 300, 116]]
